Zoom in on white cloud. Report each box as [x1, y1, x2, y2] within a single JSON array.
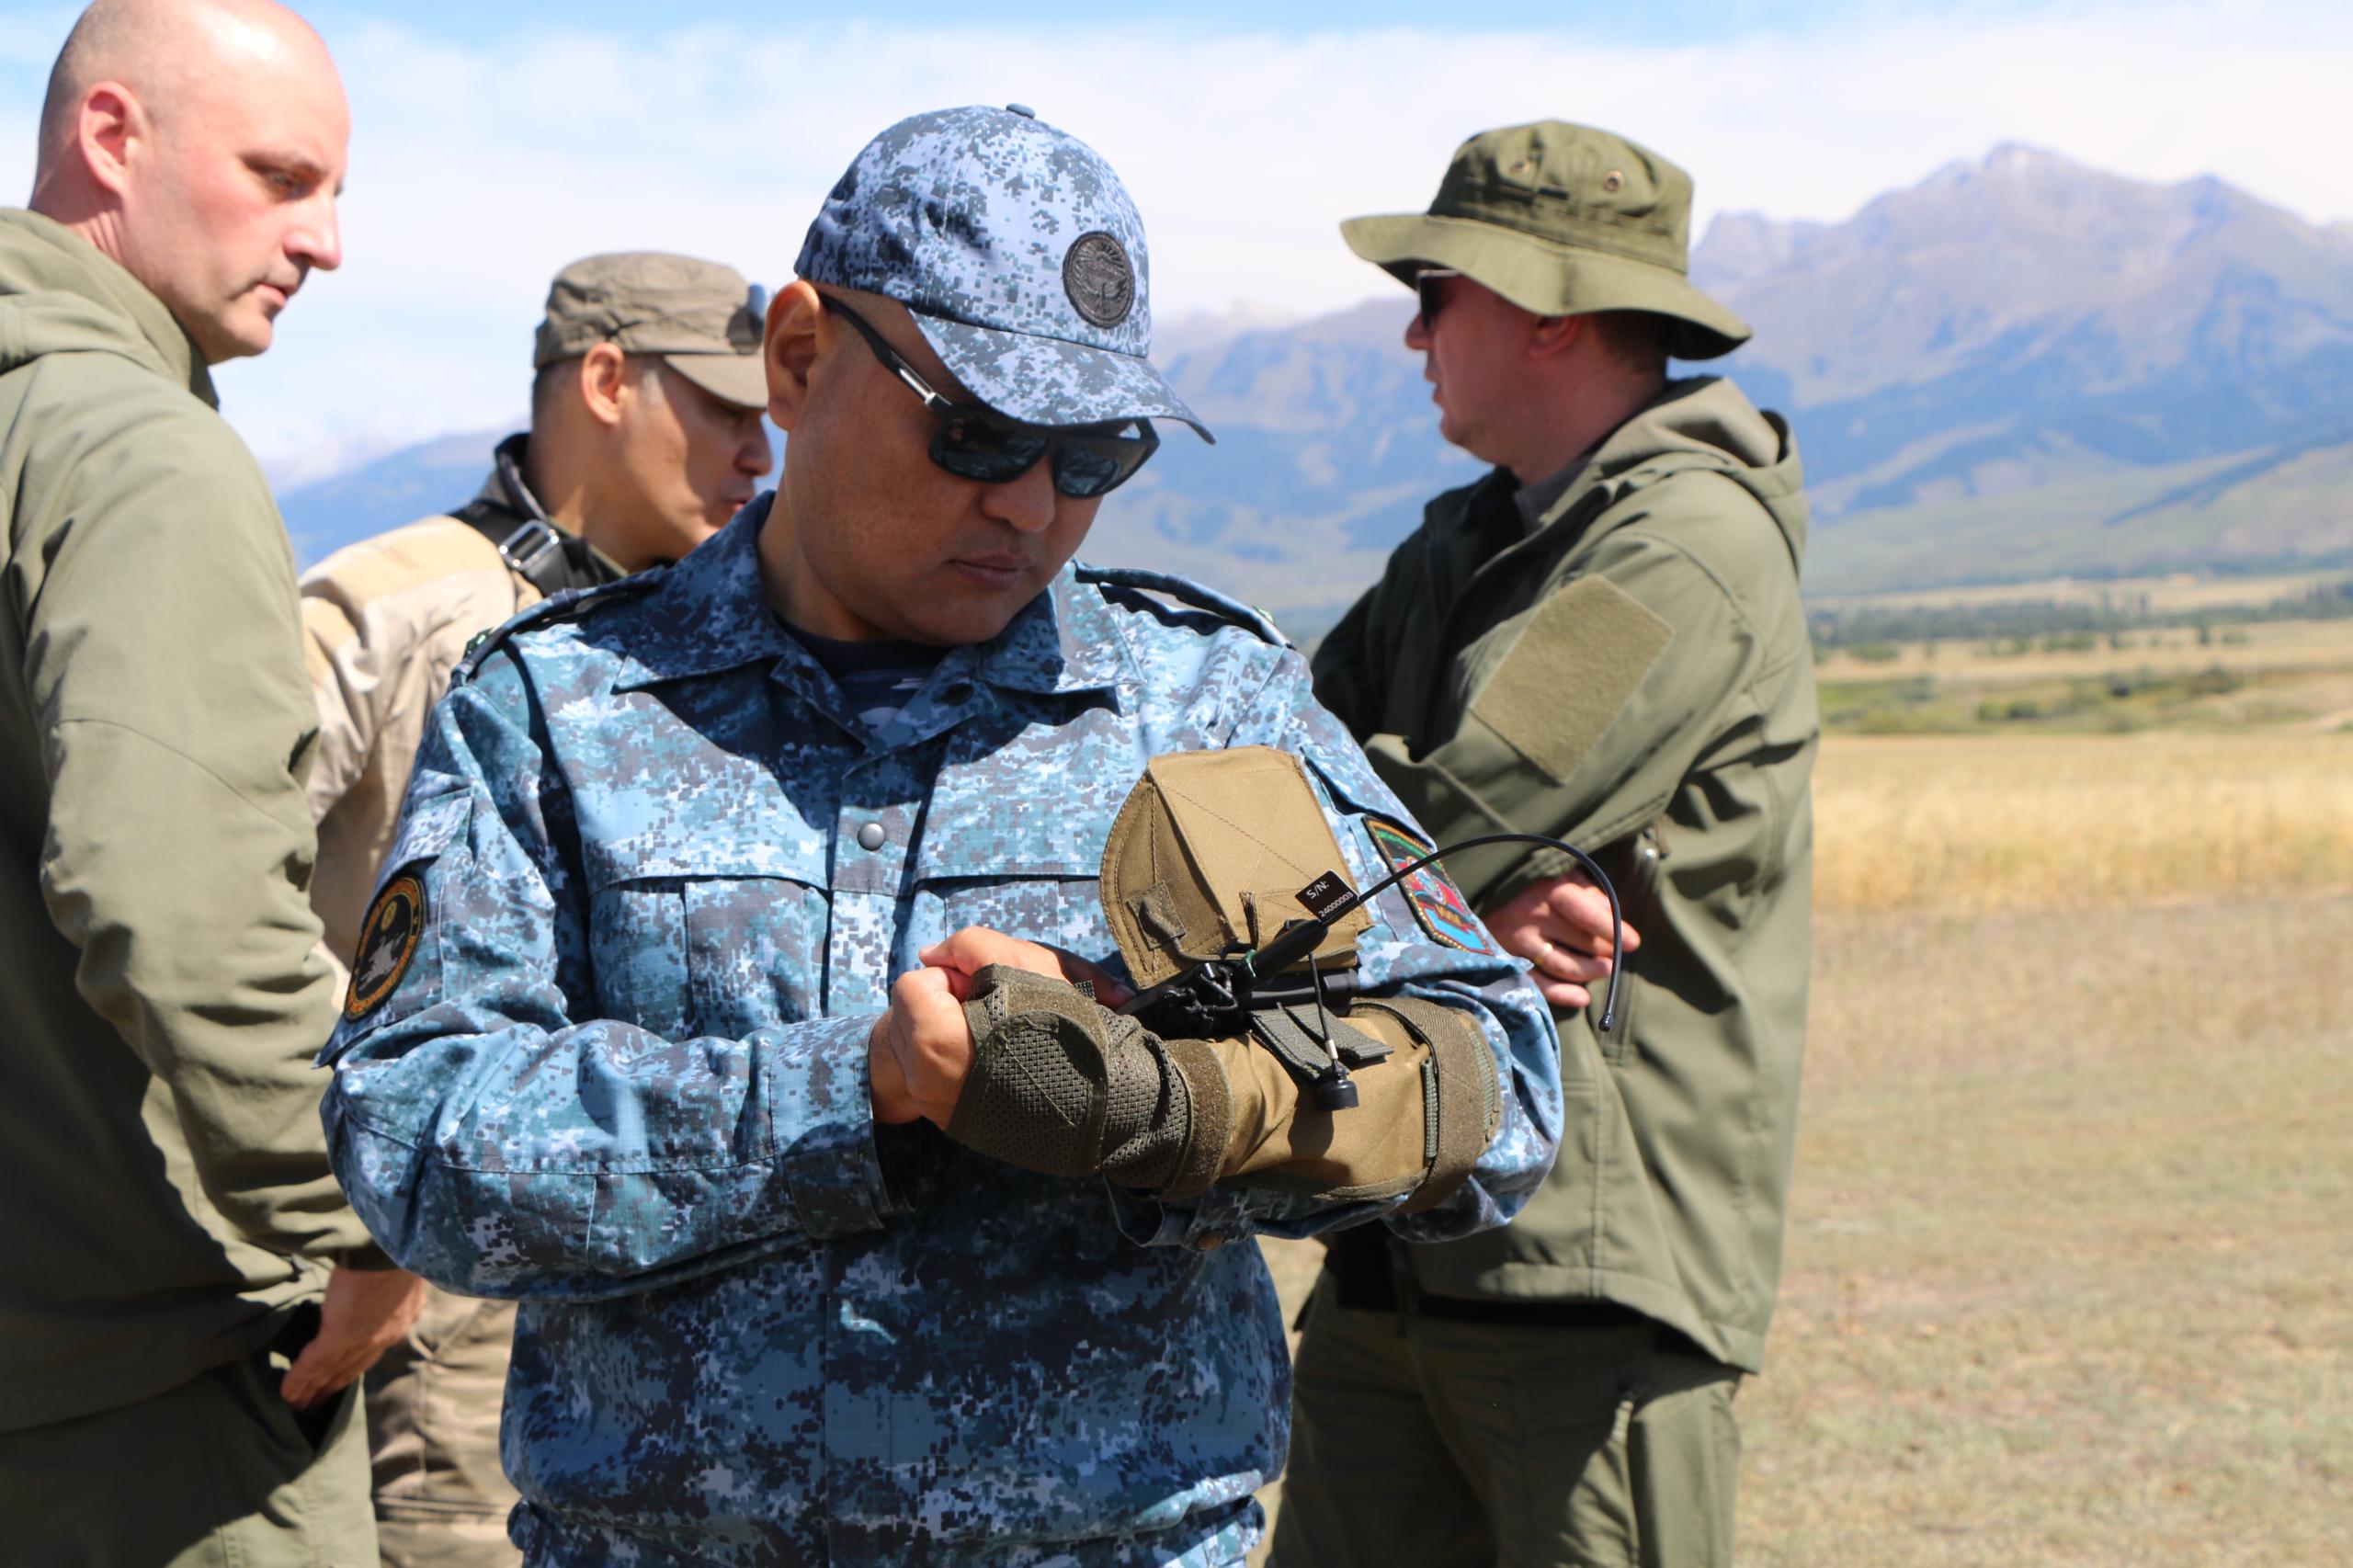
[[2, 2, 2347, 472]]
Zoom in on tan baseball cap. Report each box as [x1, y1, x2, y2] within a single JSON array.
[[1341, 120, 1750, 360], [532, 252, 769, 409]]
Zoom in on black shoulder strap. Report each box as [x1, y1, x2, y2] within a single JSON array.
[[453, 570, 663, 686], [1075, 563, 1290, 648], [450, 499, 612, 600]]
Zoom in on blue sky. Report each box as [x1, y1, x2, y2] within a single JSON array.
[[5, 1, 2349, 475], [281, 0, 2058, 48]]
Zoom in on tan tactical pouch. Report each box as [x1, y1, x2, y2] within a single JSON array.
[[1093, 746, 1499, 1210], [1100, 746, 1372, 988]]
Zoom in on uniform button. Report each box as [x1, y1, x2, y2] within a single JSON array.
[[856, 822, 887, 852], [1005, 102, 1037, 119]]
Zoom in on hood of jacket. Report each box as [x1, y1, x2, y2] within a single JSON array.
[[0, 207, 214, 406], [1559, 372, 1807, 573]]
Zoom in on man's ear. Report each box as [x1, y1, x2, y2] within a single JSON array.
[[78, 84, 142, 198], [578, 342, 629, 427], [765, 281, 825, 434], [1528, 311, 1586, 362]]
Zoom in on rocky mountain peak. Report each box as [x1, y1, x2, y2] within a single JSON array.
[[1694, 141, 2353, 413]]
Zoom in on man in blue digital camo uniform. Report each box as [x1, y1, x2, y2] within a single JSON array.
[[319, 105, 1563, 1566]]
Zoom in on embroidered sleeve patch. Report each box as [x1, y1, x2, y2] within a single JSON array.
[[1363, 815, 1494, 954], [346, 873, 426, 1021]]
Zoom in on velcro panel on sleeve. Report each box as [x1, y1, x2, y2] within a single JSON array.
[[1467, 574, 1674, 783], [1358, 996, 1500, 1214]]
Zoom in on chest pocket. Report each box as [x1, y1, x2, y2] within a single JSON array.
[[904, 755, 1117, 975], [586, 839, 833, 1041]]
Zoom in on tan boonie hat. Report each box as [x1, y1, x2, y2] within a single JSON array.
[[1341, 120, 1750, 361], [533, 251, 769, 409]]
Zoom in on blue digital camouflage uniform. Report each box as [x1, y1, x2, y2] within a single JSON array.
[[321, 497, 1562, 1565]]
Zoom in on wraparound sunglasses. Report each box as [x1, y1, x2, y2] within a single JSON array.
[[824, 296, 1160, 499], [1415, 267, 1463, 331]]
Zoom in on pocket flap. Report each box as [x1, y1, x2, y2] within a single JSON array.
[[582, 804, 831, 891]]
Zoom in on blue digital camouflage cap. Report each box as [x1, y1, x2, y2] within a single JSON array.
[[796, 104, 1211, 442]]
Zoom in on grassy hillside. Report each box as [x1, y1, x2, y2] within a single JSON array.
[[1807, 447, 2353, 597]]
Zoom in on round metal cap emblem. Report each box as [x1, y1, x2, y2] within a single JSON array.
[[346, 873, 426, 1021], [1063, 232, 1136, 329], [727, 282, 768, 352]]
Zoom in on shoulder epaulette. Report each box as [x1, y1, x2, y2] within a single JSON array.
[[452, 569, 665, 685], [1075, 563, 1291, 649]]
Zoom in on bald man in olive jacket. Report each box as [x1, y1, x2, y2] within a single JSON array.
[[0, 4, 420, 1562]]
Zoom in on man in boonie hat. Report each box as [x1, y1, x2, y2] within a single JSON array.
[[315, 105, 1564, 1563], [298, 248, 770, 1566], [1275, 121, 1820, 1568]]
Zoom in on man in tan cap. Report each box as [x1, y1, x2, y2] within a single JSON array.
[[299, 251, 770, 1565], [1273, 121, 1818, 1568]]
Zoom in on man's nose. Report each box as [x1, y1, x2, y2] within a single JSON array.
[[1403, 311, 1431, 352], [290, 194, 343, 273], [741, 421, 775, 474], [976, 455, 1058, 534]]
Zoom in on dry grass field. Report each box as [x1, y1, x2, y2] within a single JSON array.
[[1813, 615, 2353, 737], [1739, 892, 2351, 1567], [1252, 730, 2353, 1566], [1810, 572, 2353, 738], [1813, 732, 2353, 915]]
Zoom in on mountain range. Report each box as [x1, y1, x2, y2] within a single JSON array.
[[279, 143, 2353, 619]]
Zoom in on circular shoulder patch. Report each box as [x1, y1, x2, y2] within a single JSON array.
[[346, 873, 426, 1021], [1063, 231, 1137, 328]]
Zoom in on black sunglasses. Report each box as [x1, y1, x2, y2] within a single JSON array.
[[824, 296, 1159, 499], [1415, 267, 1462, 331]]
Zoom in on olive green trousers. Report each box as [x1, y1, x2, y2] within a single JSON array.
[[0, 1334, 375, 1567], [1269, 1280, 1742, 1568], [367, 1286, 521, 1568]]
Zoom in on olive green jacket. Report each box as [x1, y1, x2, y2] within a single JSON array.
[[0, 209, 378, 1432], [1313, 376, 1815, 1371]]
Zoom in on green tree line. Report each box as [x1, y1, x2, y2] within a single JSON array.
[[1808, 576, 2353, 655]]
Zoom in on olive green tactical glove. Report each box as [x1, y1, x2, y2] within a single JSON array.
[[948, 965, 1211, 1194], [948, 964, 1499, 1210]]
